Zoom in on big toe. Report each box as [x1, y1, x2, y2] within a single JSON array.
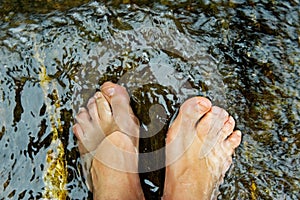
[[167, 96, 212, 142], [180, 96, 212, 120], [100, 82, 139, 138], [101, 81, 130, 104], [166, 97, 212, 164]]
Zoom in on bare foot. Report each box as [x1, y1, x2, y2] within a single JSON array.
[[73, 82, 144, 199], [92, 131, 144, 199], [163, 97, 242, 200]]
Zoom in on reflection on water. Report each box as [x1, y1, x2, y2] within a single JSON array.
[[0, 0, 299, 199]]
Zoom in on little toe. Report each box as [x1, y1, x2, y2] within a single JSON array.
[[75, 105, 106, 153], [73, 122, 96, 155]]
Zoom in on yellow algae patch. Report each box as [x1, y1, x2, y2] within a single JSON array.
[[35, 48, 68, 199], [43, 139, 67, 199], [250, 180, 257, 200]]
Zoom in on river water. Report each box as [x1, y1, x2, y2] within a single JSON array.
[[0, 0, 299, 199]]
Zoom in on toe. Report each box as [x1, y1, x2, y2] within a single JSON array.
[[179, 97, 212, 121], [94, 91, 113, 123], [166, 97, 212, 163], [100, 82, 139, 137], [167, 96, 211, 143], [196, 106, 229, 139], [197, 106, 229, 158], [94, 91, 116, 134], [73, 123, 96, 154], [75, 107, 91, 125], [219, 116, 235, 141], [101, 82, 130, 104], [101, 81, 116, 94], [74, 106, 106, 152], [87, 97, 100, 122], [225, 130, 242, 151], [73, 123, 84, 140], [94, 91, 112, 119]]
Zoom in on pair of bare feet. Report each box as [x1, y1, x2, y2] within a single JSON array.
[[73, 82, 242, 200]]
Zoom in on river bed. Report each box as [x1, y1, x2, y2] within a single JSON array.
[[0, 0, 299, 199]]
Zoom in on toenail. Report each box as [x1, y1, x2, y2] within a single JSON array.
[[88, 97, 95, 105], [94, 92, 102, 99], [199, 99, 211, 109], [78, 107, 85, 113], [212, 106, 223, 114], [227, 116, 235, 124], [236, 130, 242, 136], [105, 87, 115, 96]]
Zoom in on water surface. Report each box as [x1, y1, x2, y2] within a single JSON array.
[[0, 0, 299, 199]]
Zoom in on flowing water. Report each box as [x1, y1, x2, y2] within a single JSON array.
[[0, 0, 299, 199]]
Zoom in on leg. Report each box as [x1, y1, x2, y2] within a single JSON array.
[[163, 97, 242, 200]]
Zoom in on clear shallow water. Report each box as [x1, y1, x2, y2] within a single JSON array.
[[0, 0, 299, 199]]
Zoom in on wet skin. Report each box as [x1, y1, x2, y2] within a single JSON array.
[[163, 97, 241, 200], [73, 82, 143, 199], [73, 82, 241, 200]]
